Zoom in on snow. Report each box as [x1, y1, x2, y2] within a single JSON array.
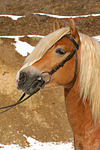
[[0, 13, 100, 20], [0, 35, 44, 56], [93, 35, 100, 42], [27, 35, 44, 38], [0, 13, 100, 149], [0, 15, 25, 20], [0, 134, 74, 150], [34, 12, 100, 19], [0, 35, 100, 57], [12, 37, 35, 56]]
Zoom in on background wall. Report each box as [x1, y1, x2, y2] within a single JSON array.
[[0, 0, 100, 148]]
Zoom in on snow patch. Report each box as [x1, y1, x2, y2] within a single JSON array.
[[34, 12, 100, 19], [0, 35, 42, 56], [93, 35, 100, 42], [27, 35, 44, 38], [12, 37, 35, 56], [0, 13, 100, 20], [0, 15, 25, 20], [0, 135, 74, 150], [0, 35, 99, 57]]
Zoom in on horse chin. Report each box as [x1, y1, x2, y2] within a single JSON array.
[[21, 80, 45, 95]]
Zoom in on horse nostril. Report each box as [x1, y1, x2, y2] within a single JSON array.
[[19, 72, 27, 84]]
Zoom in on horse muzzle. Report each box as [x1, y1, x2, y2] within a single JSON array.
[[15, 70, 46, 95]]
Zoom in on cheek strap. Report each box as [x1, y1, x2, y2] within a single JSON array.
[[40, 34, 80, 86]]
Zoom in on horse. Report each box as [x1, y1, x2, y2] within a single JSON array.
[[15, 19, 100, 150]]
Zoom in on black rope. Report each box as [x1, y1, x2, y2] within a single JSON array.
[[0, 34, 80, 114], [49, 47, 78, 75], [48, 35, 80, 86], [64, 35, 79, 49], [0, 93, 26, 114], [0, 93, 26, 110], [49, 35, 80, 75], [0, 81, 45, 114], [66, 51, 78, 86]]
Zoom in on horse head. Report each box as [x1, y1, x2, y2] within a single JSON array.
[[15, 19, 80, 95]]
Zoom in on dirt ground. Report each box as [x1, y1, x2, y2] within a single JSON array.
[[0, 0, 100, 148]]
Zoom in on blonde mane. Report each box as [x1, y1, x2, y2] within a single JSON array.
[[22, 27, 100, 123], [79, 33, 100, 123], [22, 27, 70, 69]]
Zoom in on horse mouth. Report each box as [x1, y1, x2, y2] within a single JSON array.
[[18, 77, 45, 95]]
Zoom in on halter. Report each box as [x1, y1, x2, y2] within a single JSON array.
[[41, 34, 80, 85], [0, 34, 80, 114]]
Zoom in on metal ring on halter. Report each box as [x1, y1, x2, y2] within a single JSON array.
[[40, 70, 51, 83]]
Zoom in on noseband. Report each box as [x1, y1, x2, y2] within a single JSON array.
[[40, 34, 80, 86], [0, 34, 80, 114]]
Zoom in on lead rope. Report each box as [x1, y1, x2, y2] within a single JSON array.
[[0, 81, 45, 114], [0, 35, 80, 114], [66, 51, 78, 86], [0, 93, 26, 114]]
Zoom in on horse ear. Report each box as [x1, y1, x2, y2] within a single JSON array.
[[53, 19, 61, 31], [70, 19, 80, 42]]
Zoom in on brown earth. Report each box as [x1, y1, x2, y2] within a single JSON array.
[[0, 39, 73, 146], [0, 0, 100, 148]]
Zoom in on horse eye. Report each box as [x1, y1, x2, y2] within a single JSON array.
[[55, 48, 66, 56]]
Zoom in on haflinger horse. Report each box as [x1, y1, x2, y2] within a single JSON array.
[[15, 19, 100, 150]]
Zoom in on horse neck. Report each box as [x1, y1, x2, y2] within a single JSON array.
[[64, 75, 91, 130], [64, 76, 100, 149]]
